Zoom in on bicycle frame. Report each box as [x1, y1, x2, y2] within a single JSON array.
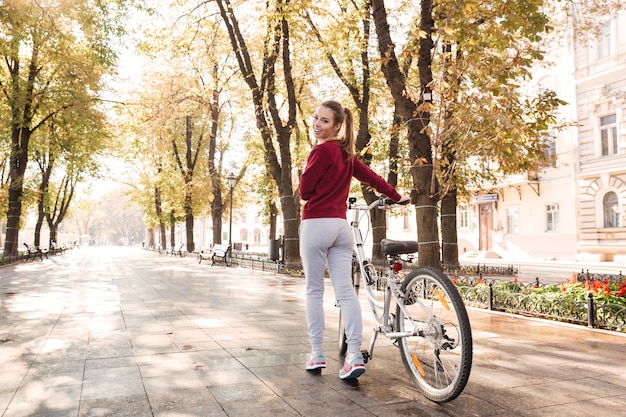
[[348, 197, 424, 360]]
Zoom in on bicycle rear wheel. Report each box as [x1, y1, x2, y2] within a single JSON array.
[[396, 266, 472, 403]]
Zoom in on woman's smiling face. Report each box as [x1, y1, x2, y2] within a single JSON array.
[[312, 105, 340, 142]]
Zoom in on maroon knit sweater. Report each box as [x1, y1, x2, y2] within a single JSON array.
[[298, 140, 401, 220]]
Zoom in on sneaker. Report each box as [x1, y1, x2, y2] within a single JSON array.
[[339, 353, 366, 379], [305, 354, 326, 371]]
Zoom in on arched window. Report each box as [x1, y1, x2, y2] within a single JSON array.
[[603, 192, 620, 228]]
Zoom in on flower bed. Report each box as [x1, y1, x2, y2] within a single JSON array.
[[452, 273, 626, 333]]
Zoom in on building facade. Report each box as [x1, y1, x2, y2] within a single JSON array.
[[457, 10, 626, 262], [574, 12, 626, 262]]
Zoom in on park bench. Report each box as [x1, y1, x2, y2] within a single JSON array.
[[169, 242, 185, 257], [198, 244, 231, 266], [50, 241, 66, 255], [23, 243, 47, 261]]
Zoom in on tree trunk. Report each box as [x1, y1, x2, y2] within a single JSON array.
[[49, 224, 58, 248], [206, 77, 225, 247], [159, 222, 166, 251], [212, 198, 223, 245], [169, 210, 176, 247], [269, 201, 278, 240], [34, 154, 51, 248], [34, 216, 44, 248], [185, 193, 194, 253], [4, 127, 31, 256], [441, 189, 459, 267], [154, 184, 168, 251], [412, 164, 441, 268]]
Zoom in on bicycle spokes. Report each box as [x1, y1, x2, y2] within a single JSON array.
[[396, 267, 472, 403]]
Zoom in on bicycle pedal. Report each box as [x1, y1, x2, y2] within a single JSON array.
[[361, 350, 370, 363]]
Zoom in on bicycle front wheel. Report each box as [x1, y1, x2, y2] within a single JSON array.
[[396, 266, 472, 403]]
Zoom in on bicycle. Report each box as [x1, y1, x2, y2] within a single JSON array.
[[338, 196, 472, 403]]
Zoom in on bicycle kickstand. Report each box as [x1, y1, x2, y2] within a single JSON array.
[[365, 328, 380, 363]]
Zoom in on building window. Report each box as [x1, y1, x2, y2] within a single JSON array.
[[543, 135, 557, 167], [596, 22, 612, 60], [603, 192, 620, 228], [546, 204, 559, 232], [506, 207, 519, 234], [458, 204, 469, 229], [600, 114, 618, 156]]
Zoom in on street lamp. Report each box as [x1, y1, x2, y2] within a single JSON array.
[[227, 172, 236, 257]]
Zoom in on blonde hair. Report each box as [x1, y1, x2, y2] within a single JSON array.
[[322, 100, 355, 162]]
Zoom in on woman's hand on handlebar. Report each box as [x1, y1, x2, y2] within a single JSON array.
[[396, 195, 411, 205]]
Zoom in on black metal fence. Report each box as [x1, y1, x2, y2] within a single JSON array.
[[0, 253, 29, 266], [229, 253, 285, 274], [576, 269, 624, 284], [453, 273, 626, 333]]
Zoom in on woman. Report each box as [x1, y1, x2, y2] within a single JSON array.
[[298, 100, 409, 379]]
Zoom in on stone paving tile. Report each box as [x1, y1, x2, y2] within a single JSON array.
[[208, 381, 278, 403], [220, 396, 301, 417], [81, 377, 145, 400], [5, 382, 82, 417], [146, 388, 223, 417], [77, 395, 152, 417]]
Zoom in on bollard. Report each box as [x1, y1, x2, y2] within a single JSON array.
[[586, 292, 595, 328], [488, 282, 493, 311]]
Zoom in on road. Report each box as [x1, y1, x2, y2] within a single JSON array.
[[458, 256, 624, 284]]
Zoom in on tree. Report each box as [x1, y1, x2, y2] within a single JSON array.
[[122, 2, 252, 252], [215, 0, 303, 264], [371, 0, 441, 267], [171, 115, 205, 253], [31, 98, 108, 249], [0, 0, 124, 255]]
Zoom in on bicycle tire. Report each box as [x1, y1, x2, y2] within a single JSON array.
[[396, 266, 472, 403]]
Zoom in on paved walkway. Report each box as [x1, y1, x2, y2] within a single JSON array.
[[1, 246, 625, 417]]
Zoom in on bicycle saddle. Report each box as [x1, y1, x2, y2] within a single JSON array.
[[381, 239, 418, 256]]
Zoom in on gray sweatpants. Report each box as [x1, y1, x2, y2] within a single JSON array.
[[299, 218, 362, 356]]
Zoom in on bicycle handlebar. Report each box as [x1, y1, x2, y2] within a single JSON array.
[[348, 196, 410, 211]]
